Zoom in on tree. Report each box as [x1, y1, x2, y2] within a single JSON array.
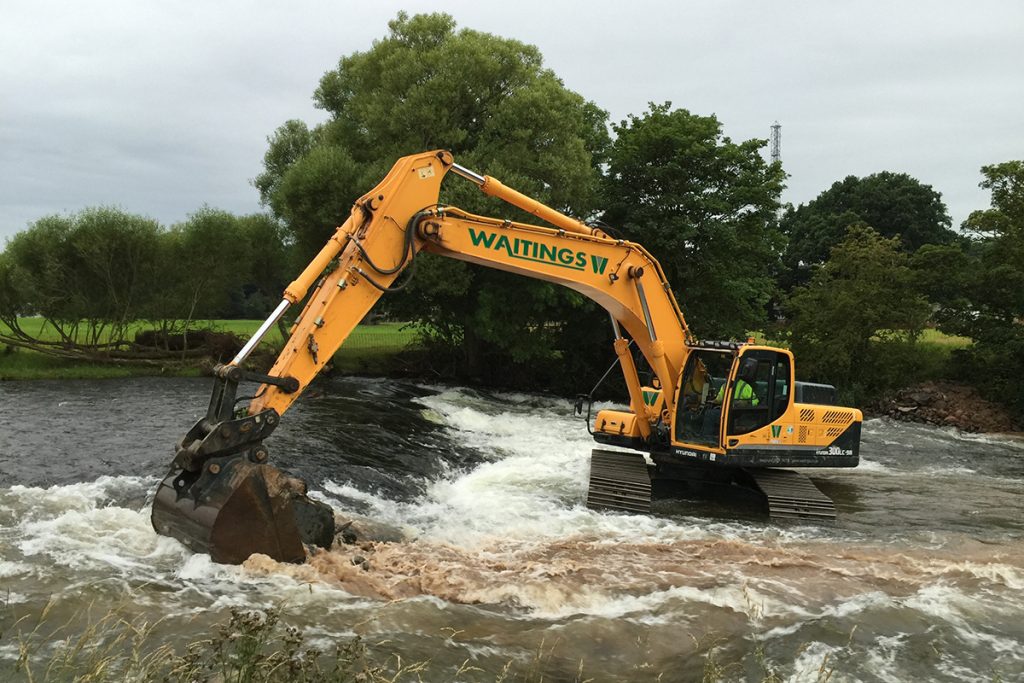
[[958, 162, 1024, 335], [782, 171, 955, 288], [0, 206, 293, 363], [936, 161, 1024, 416], [253, 12, 611, 386], [256, 12, 608, 260], [230, 214, 292, 318], [785, 224, 931, 399], [164, 208, 252, 328], [0, 208, 163, 348], [909, 242, 974, 334], [601, 103, 786, 339]]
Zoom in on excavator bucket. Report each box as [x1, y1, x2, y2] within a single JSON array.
[[151, 366, 335, 564], [152, 456, 334, 564]]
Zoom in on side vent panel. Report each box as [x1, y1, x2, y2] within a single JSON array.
[[822, 410, 853, 425]]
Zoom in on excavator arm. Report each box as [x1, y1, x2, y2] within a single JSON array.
[[251, 151, 692, 419], [152, 150, 696, 564]]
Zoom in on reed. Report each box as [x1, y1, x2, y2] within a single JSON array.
[[5, 603, 422, 683], [2, 600, 851, 682]]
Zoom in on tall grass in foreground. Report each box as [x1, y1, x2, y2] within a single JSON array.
[[0, 601, 850, 682], [6, 603, 424, 683]]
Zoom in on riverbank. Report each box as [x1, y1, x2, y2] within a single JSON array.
[[4, 320, 1017, 432], [870, 381, 1020, 433], [0, 320, 417, 380]]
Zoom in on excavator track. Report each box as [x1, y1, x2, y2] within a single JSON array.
[[586, 449, 652, 514], [743, 468, 836, 522]]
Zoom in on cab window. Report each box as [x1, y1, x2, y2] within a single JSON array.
[[727, 350, 791, 435], [771, 355, 791, 422]]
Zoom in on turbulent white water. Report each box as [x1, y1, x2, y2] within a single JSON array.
[[1, 377, 1022, 681]]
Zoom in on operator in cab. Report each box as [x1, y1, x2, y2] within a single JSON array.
[[715, 379, 759, 406], [703, 377, 760, 435]]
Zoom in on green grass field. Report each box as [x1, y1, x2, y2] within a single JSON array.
[[748, 327, 970, 349], [0, 318, 419, 380], [917, 327, 971, 347], [2, 317, 971, 383]]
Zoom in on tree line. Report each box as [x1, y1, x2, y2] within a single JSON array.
[[2, 11, 1021, 417], [0, 208, 291, 359]]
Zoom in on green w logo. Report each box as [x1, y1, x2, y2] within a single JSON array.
[[771, 425, 782, 438]]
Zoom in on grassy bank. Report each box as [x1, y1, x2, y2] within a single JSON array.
[[0, 319, 419, 380], [2, 318, 972, 395]]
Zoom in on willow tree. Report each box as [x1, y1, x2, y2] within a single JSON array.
[[0, 208, 164, 350]]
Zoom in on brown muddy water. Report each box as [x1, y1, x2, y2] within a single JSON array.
[[0, 376, 1022, 681]]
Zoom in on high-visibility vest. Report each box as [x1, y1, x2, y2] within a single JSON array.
[[716, 380, 760, 406]]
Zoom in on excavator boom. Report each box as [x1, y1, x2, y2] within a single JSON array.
[[152, 150, 861, 564]]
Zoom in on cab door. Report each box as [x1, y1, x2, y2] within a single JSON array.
[[724, 348, 793, 445], [671, 349, 734, 451]]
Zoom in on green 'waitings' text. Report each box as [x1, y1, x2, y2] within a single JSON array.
[[469, 228, 609, 274]]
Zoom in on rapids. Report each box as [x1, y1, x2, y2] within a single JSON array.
[[0, 376, 1021, 681]]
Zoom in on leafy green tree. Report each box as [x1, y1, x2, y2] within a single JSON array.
[[253, 120, 315, 222], [230, 214, 292, 318], [253, 12, 610, 385], [164, 208, 252, 328], [782, 172, 955, 288], [785, 224, 931, 399], [601, 103, 786, 339], [1, 215, 76, 329], [0, 208, 163, 347], [256, 12, 607, 259], [962, 162, 1024, 336], [0, 252, 19, 321], [909, 242, 974, 334], [69, 208, 164, 334], [936, 161, 1024, 416], [0, 206, 293, 361]]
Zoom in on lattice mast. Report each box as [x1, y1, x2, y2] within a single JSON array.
[[770, 121, 781, 165]]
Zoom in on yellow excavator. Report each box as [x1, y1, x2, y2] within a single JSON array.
[[151, 150, 862, 564]]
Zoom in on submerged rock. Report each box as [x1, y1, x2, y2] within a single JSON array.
[[332, 513, 410, 546]]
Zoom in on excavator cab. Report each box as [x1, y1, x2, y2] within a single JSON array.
[[591, 343, 792, 452], [672, 344, 791, 452]]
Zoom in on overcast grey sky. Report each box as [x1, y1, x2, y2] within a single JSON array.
[[2, 1, 1022, 242]]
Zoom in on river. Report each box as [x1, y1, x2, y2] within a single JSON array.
[[0, 376, 1021, 681]]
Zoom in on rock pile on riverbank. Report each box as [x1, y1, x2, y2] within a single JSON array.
[[874, 381, 1019, 433]]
